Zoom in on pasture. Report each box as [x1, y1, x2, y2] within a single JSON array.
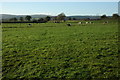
[[2, 20, 119, 79]]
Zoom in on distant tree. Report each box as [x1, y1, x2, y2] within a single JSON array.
[[87, 18, 90, 20], [53, 16, 59, 23], [112, 14, 119, 19], [14, 18, 18, 21], [25, 15, 32, 21], [10, 17, 18, 22], [32, 19, 38, 23], [45, 16, 51, 21], [73, 18, 76, 20], [101, 14, 107, 19], [68, 17, 72, 20], [9, 18, 12, 21], [53, 16, 57, 21], [19, 17, 24, 21], [57, 13, 66, 22], [38, 18, 44, 22]]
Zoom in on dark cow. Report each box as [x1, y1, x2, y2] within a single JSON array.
[[67, 23, 71, 26], [28, 23, 32, 26], [53, 21, 60, 23], [89, 22, 94, 24], [103, 21, 108, 24]]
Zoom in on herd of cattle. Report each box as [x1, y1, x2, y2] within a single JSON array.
[[28, 21, 109, 27], [66, 21, 109, 26]]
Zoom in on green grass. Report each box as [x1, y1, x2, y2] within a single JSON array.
[[2, 20, 119, 79]]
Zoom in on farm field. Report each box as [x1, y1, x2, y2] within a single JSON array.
[[2, 20, 119, 79]]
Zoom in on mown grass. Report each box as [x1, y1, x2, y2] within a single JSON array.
[[2, 20, 119, 79]]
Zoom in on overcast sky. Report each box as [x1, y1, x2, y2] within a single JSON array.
[[1, 2, 118, 16]]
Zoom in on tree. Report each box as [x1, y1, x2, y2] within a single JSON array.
[[112, 14, 119, 19], [10, 17, 18, 22], [32, 19, 38, 23], [52, 16, 59, 23], [53, 16, 57, 21], [38, 18, 47, 23], [57, 13, 66, 22], [45, 16, 51, 21], [19, 17, 24, 21], [68, 17, 72, 20], [73, 18, 76, 20], [25, 15, 32, 21], [101, 14, 107, 19]]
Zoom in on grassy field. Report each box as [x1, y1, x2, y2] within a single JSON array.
[[2, 20, 119, 79]]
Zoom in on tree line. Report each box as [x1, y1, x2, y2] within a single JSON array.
[[3, 15, 51, 23], [2, 13, 119, 23], [101, 14, 119, 19], [2, 13, 66, 23]]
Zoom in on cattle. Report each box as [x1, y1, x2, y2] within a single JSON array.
[[53, 21, 60, 23], [78, 21, 94, 26], [66, 23, 71, 26], [27, 23, 32, 27], [89, 22, 94, 24], [103, 21, 108, 24], [28, 23, 32, 26], [78, 22, 83, 25], [85, 21, 94, 24], [85, 22, 89, 24]]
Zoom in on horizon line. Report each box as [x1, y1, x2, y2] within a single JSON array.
[[0, 13, 116, 16]]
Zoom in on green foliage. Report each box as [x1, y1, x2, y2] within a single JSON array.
[[73, 18, 76, 20], [38, 18, 44, 21], [19, 17, 24, 21], [112, 14, 119, 19], [57, 13, 66, 22], [25, 15, 32, 21], [68, 17, 72, 20], [45, 16, 51, 21], [101, 15, 108, 19], [9, 17, 18, 22], [2, 20, 119, 79]]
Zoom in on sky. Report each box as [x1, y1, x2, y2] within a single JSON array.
[[1, 2, 118, 16], [0, 0, 120, 2]]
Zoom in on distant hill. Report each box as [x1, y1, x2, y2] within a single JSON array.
[[0, 14, 111, 20], [67, 16, 101, 19], [0, 14, 16, 19], [67, 16, 112, 20], [0, 14, 51, 20]]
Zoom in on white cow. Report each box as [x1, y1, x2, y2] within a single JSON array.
[[89, 22, 94, 24], [78, 22, 83, 25], [86, 22, 89, 24], [103, 21, 108, 24]]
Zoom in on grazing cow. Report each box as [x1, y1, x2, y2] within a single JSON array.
[[78, 22, 83, 25], [89, 22, 94, 24], [103, 21, 108, 24], [28, 23, 32, 26], [54, 21, 60, 23], [86, 22, 89, 24], [67, 23, 71, 26]]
